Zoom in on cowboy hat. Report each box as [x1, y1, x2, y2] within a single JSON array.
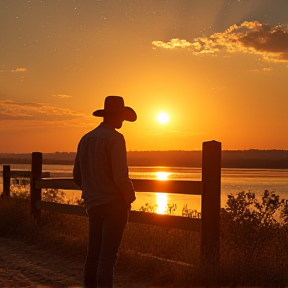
[[93, 96, 137, 122]]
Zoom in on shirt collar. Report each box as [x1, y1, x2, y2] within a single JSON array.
[[99, 122, 115, 130]]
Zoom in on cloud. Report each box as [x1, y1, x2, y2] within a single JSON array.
[[152, 39, 194, 49], [11, 68, 27, 72], [0, 99, 93, 128], [152, 21, 288, 62], [52, 94, 73, 99]]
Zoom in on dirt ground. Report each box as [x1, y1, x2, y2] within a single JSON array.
[[0, 237, 155, 288]]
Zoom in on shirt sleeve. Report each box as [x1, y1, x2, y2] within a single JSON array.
[[73, 144, 82, 188], [110, 134, 136, 205]]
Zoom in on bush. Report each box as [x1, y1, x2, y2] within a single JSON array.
[[220, 190, 288, 286]]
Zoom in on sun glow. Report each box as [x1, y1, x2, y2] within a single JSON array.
[[156, 193, 168, 214], [156, 112, 169, 124]]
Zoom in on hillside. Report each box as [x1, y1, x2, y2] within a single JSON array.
[[1, 150, 288, 169]]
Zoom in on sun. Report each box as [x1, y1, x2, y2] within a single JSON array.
[[156, 112, 169, 124]]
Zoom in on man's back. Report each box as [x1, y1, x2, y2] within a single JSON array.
[[73, 122, 133, 210]]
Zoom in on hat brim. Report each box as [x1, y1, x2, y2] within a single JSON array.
[[93, 106, 137, 122]]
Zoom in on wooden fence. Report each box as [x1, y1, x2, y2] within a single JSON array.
[[2, 140, 221, 262]]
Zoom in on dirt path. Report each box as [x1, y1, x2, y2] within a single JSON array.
[[0, 237, 155, 288], [0, 237, 84, 287]]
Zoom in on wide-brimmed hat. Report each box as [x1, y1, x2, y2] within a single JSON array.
[[93, 96, 137, 122]]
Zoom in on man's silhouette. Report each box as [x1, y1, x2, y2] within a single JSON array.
[[73, 96, 137, 288]]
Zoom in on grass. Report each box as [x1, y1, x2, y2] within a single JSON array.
[[1, 192, 288, 287]]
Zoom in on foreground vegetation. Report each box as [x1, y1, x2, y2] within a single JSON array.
[[1, 190, 288, 286]]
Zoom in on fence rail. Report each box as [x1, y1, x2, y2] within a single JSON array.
[[1, 140, 221, 262], [2, 165, 49, 197], [35, 178, 202, 194]]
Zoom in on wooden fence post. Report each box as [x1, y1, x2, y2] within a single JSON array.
[[30, 152, 42, 218], [201, 140, 221, 263], [3, 165, 11, 197]]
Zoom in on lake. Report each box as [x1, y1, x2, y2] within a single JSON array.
[[1, 164, 288, 216]]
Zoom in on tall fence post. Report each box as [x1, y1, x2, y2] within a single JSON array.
[[201, 140, 221, 263], [3, 165, 11, 197], [30, 152, 42, 218]]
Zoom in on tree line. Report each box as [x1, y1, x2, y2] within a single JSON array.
[[1, 150, 288, 168]]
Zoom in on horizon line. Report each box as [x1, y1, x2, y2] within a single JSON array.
[[1, 148, 288, 154]]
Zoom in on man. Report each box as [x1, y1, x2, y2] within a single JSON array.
[[73, 96, 137, 288]]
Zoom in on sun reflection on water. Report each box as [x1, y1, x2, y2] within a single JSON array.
[[155, 171, 170, 180], [155, 172, 169, 214], [156, 193, 167, 214]]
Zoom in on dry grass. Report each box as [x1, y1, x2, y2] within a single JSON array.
[[1, 196, 288, 287]]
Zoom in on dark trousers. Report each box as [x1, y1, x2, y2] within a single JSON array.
[[84, 200, 128, 288]]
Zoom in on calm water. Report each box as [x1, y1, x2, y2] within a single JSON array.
[[1, 164, 288, 216]]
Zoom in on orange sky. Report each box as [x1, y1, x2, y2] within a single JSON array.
[[0, 0, 287, 153]]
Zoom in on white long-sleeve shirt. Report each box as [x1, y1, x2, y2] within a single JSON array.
[[73, 122, 136, 210]]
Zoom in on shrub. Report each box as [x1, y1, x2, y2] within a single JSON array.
[[220, 190, 288, 286], [42, 188, 65, 203]]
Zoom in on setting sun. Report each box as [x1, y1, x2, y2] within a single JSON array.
[[156, 112, 169, 124]]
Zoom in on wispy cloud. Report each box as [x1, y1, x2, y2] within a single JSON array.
[[11, 68, 27, 72], [0, 99, 93, 129], [52, 94, 73, 99], [152, 39, 194, 49], [152, 21, 288, 63]]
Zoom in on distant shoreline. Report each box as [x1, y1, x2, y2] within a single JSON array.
[[1, 150, 288, 169]]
